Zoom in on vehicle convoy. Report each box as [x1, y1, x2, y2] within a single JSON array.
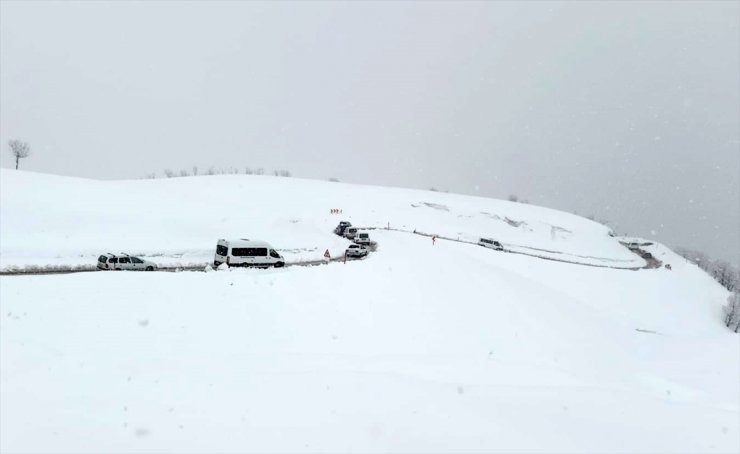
[[354, 231, 371, 245], [334, 221, 352, 236], [214, 239, 285, 268], [478, 238, 504, 251], [97, 253, 157, 271], [345, 244, 369, 258]]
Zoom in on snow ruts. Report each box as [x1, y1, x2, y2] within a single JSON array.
[[0, 226, 659, 276], [363, 226, 661, 271]]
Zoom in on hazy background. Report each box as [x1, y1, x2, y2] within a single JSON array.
[[1, 1, 738, 264]]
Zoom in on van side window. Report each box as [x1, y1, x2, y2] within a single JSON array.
[[131, 257, 143, 264], [231, 248, 266, 257], [119, 257, 131, 264], [109, 258, 118, 264]]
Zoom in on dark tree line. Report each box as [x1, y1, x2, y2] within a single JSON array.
[[677, 247, 740, 332], [150, 167, 293, 179]]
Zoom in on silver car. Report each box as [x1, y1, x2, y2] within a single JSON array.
[[97, 253, 158, 271], [478, 238, 504, 251], [345, 244, 369, 258], [344, 227, 358, 240]]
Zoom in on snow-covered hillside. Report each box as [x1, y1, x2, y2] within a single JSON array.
[[0, 169, 639, 270], [0, 170, 737, 453]]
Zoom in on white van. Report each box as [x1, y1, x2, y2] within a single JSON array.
[[355, 231, 371, 245], [214, 239, 285, 268]]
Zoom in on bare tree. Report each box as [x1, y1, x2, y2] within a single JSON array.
[[179, 169, 190, 177], [676, 248, 711, 272], [164, 169, 176, 178], [255, 168, 265, 176], [711, 260, 737, 292], [508, 194, 519, 202], [8, 140, 31, 170], [678, 247, 740, 295], [245, 167, 254, 175], [328, 177, 340, 182], [192, 166, 198, 176], [724, 292, 740, 333]]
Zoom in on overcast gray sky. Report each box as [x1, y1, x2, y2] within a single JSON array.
[[1, 1, 738, 265]]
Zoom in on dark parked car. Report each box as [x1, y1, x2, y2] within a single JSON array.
[[334, 221, 352, 236]]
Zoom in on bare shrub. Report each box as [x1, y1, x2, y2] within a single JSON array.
[[8, 139, 31, 170]]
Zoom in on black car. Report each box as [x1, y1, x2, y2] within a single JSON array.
[[334, 221, 352, 236]]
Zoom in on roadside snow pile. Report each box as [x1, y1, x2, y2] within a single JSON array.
[[1, 170, 737, 453]]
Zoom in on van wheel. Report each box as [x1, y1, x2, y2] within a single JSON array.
[[275, 262, 285, 268], [146, 266, 154, 271]]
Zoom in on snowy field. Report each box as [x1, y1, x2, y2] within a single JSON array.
[[1, 170, 738, 453]]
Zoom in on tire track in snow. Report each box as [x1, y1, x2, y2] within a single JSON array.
[[364, 226, 661, 271], [0, 226, 660, 276]]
